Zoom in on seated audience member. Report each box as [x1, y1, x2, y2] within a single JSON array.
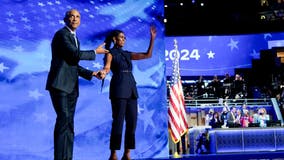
[[205, 109, 214, 126], [223, 73, 232, 84], [234, 109, 242, 127], [257, 107, 270, 127], [196, 75, 205, 99], [252, 108, 259, 123], [241, 103, 249, 116], [209, 112, 222, 128], [231, 74, 246, 99], [248, 108, 260, 127], [240, 110, 253, 127], [220, 106, 229, 128], [208, 75, 222, 98], [223, 73, 232, 98], [227, 106, 240, 128]]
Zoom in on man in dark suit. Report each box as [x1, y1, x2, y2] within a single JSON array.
[[45, 9, 108, 160]]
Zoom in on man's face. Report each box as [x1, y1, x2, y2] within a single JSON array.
[[66, 10, 81, 31]]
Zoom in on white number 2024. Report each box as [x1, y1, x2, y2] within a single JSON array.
[[165, 49, 200, 61]]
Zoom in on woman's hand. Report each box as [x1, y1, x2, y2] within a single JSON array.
[[150, 25, 157, 39], [92, 70, 107, 79]]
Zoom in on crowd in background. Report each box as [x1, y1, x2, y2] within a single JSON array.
[[168, 72, 284, 155], [183, 74, 250, 100], [205, 102, 271, 129], [170, 73, 284, 106]]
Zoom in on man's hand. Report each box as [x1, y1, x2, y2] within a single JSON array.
[[95, 43, 109, 54], [92, 70, 106, 79]]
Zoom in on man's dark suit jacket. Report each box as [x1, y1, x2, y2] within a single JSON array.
[[46, 26, 96, 93]]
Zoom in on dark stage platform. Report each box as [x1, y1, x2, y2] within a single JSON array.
[[135, 151, 284, 160]]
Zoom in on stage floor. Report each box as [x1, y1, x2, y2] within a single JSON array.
[[135, 151, 284, 160]]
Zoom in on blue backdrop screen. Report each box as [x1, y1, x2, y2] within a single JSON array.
[[0, 0, 167, 160], [165, 33, 284, 76]]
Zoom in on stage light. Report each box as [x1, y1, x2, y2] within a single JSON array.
[[261, 15, 266, 19]]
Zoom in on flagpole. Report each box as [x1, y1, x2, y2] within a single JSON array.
[[173, 39, 181, 159], [168, 39, 188, 158]]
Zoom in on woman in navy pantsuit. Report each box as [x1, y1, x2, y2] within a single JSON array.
[[100, 25, 157, 160]]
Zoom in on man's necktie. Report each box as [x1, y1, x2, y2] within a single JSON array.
[[72, 33, 78, 48]]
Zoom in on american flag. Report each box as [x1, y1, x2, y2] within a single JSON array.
[[168, 39, 188, 143]]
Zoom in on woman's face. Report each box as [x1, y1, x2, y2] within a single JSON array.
[[115, 32, 126, 47], [214, 113, 218, 118]]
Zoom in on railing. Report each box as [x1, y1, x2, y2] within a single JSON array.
[[184, 98, 272, 108]]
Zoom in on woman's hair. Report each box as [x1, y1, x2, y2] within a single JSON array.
[[101, 29, 124, 90], [104, 29, 123, 50], [103, 29, 124, 67]]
